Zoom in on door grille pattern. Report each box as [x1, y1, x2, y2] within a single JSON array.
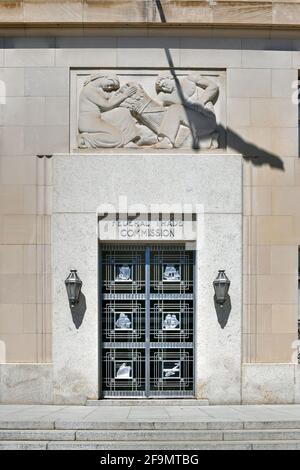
[[100, 244, 195, 398]]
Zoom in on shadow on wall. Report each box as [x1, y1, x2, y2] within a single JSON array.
[[214, 295, 232, 329], [227, 127, 284, 170], [154, 0, 285, 171], [155, 0, 167, 22], [160, 48, 284, 170], [70, 293, 87, 329]]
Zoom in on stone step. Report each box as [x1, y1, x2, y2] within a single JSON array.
[[53, 420, 300, 431], [2, 428, 300, 442], [0, 441, 48, 450], [0, 430, 75, 441], [2, 440, 300, 450], [44, 440, 300, 451], [75, 429, 300, 442], [86, 399, 209, 406], [2, 420, 300, 431], [54, 420, 242, 430], [223, 429, 300, 441], [75, 429, 224, 441]]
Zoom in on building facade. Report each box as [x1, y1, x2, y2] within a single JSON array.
[[0, 0, 300, 404]]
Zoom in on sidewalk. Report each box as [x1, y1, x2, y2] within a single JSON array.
[[1, 404, 300, 449], [1, 403, 300, 426]]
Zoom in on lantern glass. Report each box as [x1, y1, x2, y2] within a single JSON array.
[[65, 270, 82, 306], [213, 270, 230, 305]]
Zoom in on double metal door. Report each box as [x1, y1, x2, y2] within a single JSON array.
[[100, 244, 194, 398]]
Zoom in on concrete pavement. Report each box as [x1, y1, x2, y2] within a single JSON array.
[[1, 403, 300, 449]]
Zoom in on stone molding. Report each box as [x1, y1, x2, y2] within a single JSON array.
[[1, 1, 300, 29]]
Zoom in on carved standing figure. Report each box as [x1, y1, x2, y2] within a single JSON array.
[[78, 74, 140, 148]]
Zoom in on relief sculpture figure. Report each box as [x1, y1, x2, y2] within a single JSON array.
[[153, 73, 219, 149], [77, 72, 220, 150], [78, 74, 140, 148]]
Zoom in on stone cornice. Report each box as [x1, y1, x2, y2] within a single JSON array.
[[0, 1, 300, 29]]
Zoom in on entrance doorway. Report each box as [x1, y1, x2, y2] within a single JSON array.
[[100, 244, 195, 398]]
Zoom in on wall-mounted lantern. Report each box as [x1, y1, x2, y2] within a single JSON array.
[[213, 270, 230, 307], [65, 270, 82, 307]]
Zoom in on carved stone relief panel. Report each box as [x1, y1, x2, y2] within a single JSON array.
[[70, 69, 226, 151]]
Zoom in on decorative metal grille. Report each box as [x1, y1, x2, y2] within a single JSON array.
[[100, 244, 195, 398]]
